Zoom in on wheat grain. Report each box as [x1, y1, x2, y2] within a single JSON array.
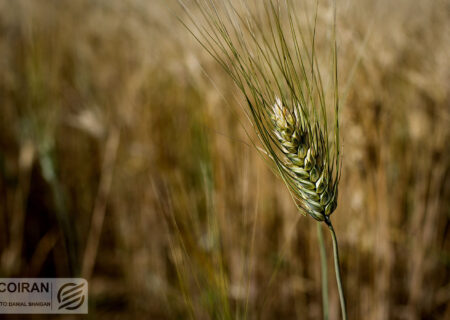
[[271, 97, 337, 221]]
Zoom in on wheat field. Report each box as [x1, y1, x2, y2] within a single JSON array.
[[0, 0, 449, 319]]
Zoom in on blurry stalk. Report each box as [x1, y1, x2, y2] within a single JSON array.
[[2, 141, 35, 275], [317, 222, 329, 320], [38, 145, 78, 275], [82, 128, 120, 280]]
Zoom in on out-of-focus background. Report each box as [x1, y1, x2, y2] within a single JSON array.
[[0, 0, 449, 319]]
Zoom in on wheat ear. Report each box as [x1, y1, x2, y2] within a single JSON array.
[[271, 97, 337, 221], [179, 0, 346, 318]]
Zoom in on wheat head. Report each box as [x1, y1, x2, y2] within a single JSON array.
[[182, 0, 347, 317], [271, 97, 337, 221], [180, 0, 341, 222]]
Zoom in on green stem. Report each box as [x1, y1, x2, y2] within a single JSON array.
[[317, 222, 329, 320], [326, 220, 347, 320]]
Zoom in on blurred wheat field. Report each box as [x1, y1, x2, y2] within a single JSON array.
[[0, 0, 449, 319]]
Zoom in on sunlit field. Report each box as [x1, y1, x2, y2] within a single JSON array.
[[0, 0, 449, 319]]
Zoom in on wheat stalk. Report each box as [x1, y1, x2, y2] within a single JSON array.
[[179, 0, 346, 318]]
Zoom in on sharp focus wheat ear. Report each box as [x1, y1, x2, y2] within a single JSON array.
[[179, 0, 347, 318], [271, 97, 337, 221], [178, 0, 341, 222]]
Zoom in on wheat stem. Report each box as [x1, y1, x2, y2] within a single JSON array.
[[317, 222, 329, 320], [326, 219, 347, 320]]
